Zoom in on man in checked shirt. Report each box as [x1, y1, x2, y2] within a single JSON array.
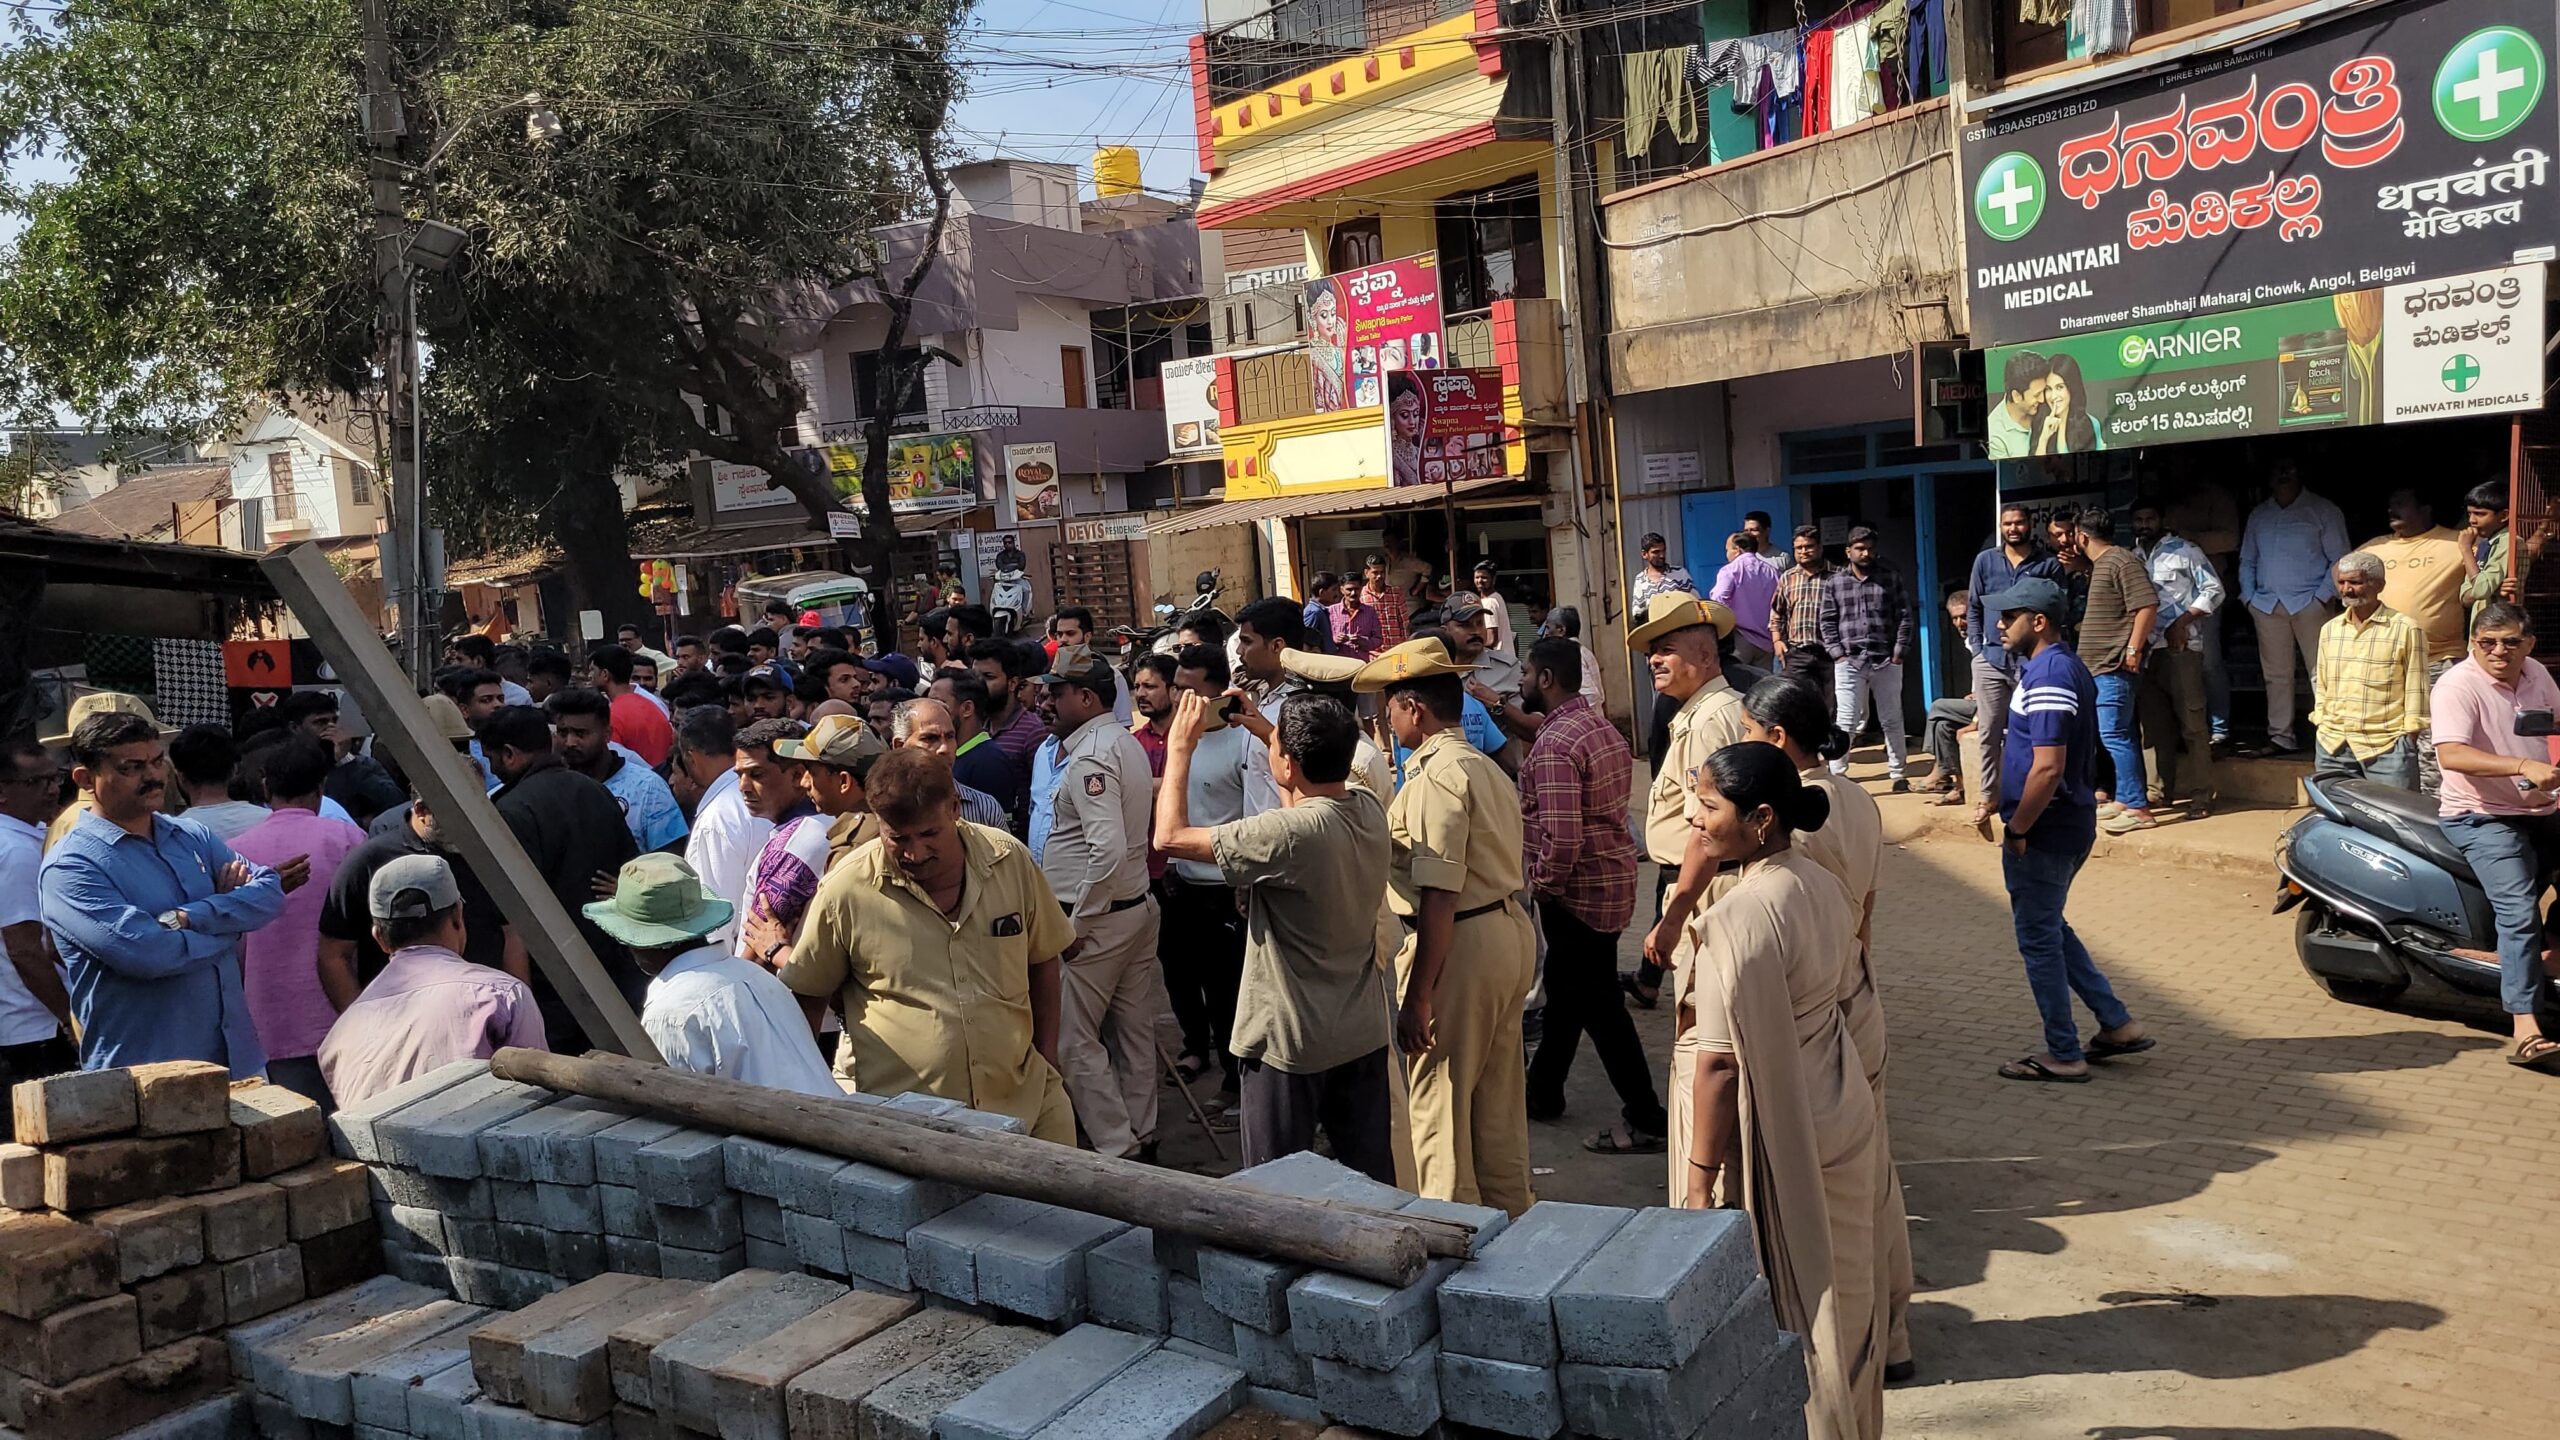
[[1517, 637, 1665, 1157]]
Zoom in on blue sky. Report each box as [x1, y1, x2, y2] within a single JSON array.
[[948, 0, 1207, 198]]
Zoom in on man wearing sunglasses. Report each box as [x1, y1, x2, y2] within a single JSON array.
[[2433, 601, 2560, 1073]]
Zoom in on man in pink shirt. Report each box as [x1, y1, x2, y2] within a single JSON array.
[[2431, 600, 2560, 1073], [230, 736, 363, 1108], [318, 854, 547, 1107]]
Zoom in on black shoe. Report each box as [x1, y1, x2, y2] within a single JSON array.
[[1131, 1140, 1161, 1165], [1889, 778, 1912, 794], [1885, 1360, 1918, 1384]]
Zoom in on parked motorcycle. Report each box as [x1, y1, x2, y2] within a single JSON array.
[[990, 566, 1032, 636], [1110, 568, 1225, 657], [2274, 708, 2560, 1023]]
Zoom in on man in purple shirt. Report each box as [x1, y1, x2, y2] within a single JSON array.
[[229, 735, 366, 1109], [1329, 586, 1385, 662], [1708, 530, 1781, 667], [317, 854, 547, 1107]]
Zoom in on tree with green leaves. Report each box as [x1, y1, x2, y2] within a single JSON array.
[[0, 0, 965, 642]]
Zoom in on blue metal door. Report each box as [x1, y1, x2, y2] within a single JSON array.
[[1678, 487, 1793, 594]]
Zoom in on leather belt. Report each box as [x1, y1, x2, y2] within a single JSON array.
[[1064, 893, 1151, 916], [1399, 898, 1510, 929]]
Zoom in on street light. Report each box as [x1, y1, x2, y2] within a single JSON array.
[[386, 218, 469, 681]]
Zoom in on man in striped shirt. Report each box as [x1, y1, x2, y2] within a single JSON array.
[[2308, 552, 2429, 790], [1359, 553, 1412, 648]]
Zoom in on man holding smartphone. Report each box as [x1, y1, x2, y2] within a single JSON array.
[[2431, 602, 2560, 1073]]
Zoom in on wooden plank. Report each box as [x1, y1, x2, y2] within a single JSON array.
[[257, 543, 659, 1060]]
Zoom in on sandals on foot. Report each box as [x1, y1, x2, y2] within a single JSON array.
[[1998, 1056, 2092, 1083], [1582, 1128, 1667, 1155], [2088, 1034, 2156, 1061], [2510, 1037, 2560, 1073]]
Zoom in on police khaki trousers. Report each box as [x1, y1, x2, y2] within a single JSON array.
[[1059, 898, 1164, 1158], [1396, 902, 1538, 1217]]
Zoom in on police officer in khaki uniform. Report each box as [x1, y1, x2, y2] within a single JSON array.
[[1624, 594, 1744, 1007], [1035, 645, 1165, 1160], [1354, 635, 1538, 1216]]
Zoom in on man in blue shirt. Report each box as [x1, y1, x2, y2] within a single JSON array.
[[2238, 460, 2351, 754], [1989, 577, 2152, 1083], [545, 687, 688, 855], [40, 708, 288, 1076], [1966, 502, 2061, 814]]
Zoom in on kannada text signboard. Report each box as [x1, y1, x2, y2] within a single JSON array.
[[1307, 254, 1445, 413], [1385, 368, 1509, 487]]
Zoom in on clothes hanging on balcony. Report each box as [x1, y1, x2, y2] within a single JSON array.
[[1872, 0, 1909, 104], [2070, 0, 2136, 56], [1622, 46, 1701, 160], [1800, 24, 1834, 135], [1715, 31, 1797, 107], [2021, 0, 2069, 29], [1829, 17, 1885, 127], [1903, 0, 1946, 99]]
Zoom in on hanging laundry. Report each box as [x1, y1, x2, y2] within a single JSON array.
[[1872, 0, 1909, 98], [1622, 46, 1701, 160], [1829, 18, 1885, 127], [1722, 30, 1798, 108], [2070, 0, 2135, 56], [1801, 25, 1835, 136], [1905, 0, 1946, 99], [2022, 0, 2069, 28]]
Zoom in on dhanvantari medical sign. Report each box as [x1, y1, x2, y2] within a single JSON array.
[[1958, 0, 2560, 347], [1984, 263, 2544, 453]]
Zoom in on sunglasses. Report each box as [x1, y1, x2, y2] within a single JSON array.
[[2478, 635, 2530, 652]]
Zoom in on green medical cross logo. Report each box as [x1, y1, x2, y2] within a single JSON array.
[[2444, 353, 2483, 392], [1974, 153, 2044, 243], [2436, 27, 2545, 142]]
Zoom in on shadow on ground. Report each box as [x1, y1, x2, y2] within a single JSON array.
[[2087, 1429, 2410, 1439], [1910, 1293, 2443, 1386]]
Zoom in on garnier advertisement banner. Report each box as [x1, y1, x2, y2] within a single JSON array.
[[1984, 263, 2543, 453], [1959, 0, 2560, 347]]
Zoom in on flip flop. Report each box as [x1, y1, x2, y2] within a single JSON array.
[[2088, 1035, 2156, 1061], [1582, 1128, 1667, 1155], [1998, 1056, 2091, 1083], [2509, 1038, 2560, 1073]]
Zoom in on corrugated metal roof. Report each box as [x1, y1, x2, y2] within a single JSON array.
[[1145, 475, 1536, 535]]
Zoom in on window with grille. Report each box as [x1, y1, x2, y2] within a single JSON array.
[[349, 462, 373, 506]]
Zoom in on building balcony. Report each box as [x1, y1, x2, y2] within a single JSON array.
[[1201, 0, 1475, 107], [1599, 100, 1962, 395]]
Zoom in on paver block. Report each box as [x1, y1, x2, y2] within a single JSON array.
[[273, 1158, 374, 1241], [0, 1211, 119, 1319], [1085, 1225, 1168, 1334], [1436, 1202, 1636, 1365], [461, 1393, 612, 1437], [935, 1323, 1157, 1440], [1558, 1276, 1779, 1440], [829, 1158, 965, 1240], [470, 1272, 670, 1407], [853, 1321, 1045, 1440], [653, 1195, 742, 1253], [517, 1277, 696, 1424], [111, 1390, 246, 1440], [134, 1263, 226, 1347], [13, 1069, 137, 1145], [1166, 1274, 1233, 1354], [231, 1084, 326, 1178], [598, 1186, 653, 1239], [1398, 1195, 1509, 1256], [0, 1291, 140, 1385], [224, 1274, 435, 1396], [86, 1195, 204, 1285], [588, 1118, 681, 1189], [1026, 1344, 1246, 1440], [744, 1235, 795, 1272], [13, 1335, 229, 1440], [649, 1270, 846, 1431], [375, 1073, 551, 1178], [383, 1204, 448, 1254], [199, 1181, 289, 1261], [409, 1352, 482, 1440], [284, 1296, 486, 1425], [541, 1182, 606, 1235], [384, 1243, 453, 1290], [635, 1130, 729, 1207], [494, 1179, 545, 1227], [1198, 1153, 1408, 1332], [329, 1059, 488, 1164], [880, 1092, 962, 1118], [249, 1390, 307, 1440], [907, 1194, 1048, 1304], [1242, 1384, 1324, 1424], [721, 1137, 785, 1198], [545, 1229, 607, 1283], [603, 1236, 661, 1277], [607, 1270, 775, 1408], [302, 1218, 386, 1294], [497, 1221, 550, 1271], [477, 1099, 624, 1186], [781, 1308, 987, 1440], [786, 1208, 847, 1276], [223, 1244, 306, 1321], [44, 1130, 235, 1210], [1230, 1321, 1310, 1395], [767, 1148, 847, 1217], [373, 1165, 494, 1216], [1285, 1256, 1459, 1371], [0, 1141, 44, 1208], [740, 1193, 784, 1243], [706, 1286, 918, 1440], [1696, 1328, 1809, 1439], [1311, 1339, 1441, 1437], [841, 1228, 912, 1291], [348, 1316, 491, 1430], [127, 1061, 229, 1136], [1438, 1350, 1564, 1437], [658, 1243, 746, 1282], [1553, 1206, 1755, 1368], [447, 1217, 505, 1262], [446, 1257, 563, 1309], [974, 1206, 1127, 1322]]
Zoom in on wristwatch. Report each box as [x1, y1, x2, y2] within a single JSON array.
[[157, 909, 188, 931]]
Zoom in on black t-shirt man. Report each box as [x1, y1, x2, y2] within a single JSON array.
[[318, 825, 511, 984], [494, 754, 641, 1045]]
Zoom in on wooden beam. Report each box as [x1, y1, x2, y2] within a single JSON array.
[[258, 543, 659, 1060], [492, 1048, 1466, 1285]]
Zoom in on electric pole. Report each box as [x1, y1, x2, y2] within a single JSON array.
[[361, 0, 427, 679]]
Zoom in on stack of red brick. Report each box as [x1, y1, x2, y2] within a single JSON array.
[[0, 1064, 378, 1440]]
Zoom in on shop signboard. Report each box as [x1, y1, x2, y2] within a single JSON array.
[[1065, 515, 1151, 543], [792, 434, 979, 514], [1958, 0, 2560, 348], [1003, 442, 1062, 524], [710, 461, 794, 512], [1385, 368, 1508, 488], [1159, 355, 1222, 458], [1306, 254, 1445, 413], [1984, 262, 2543, 450]]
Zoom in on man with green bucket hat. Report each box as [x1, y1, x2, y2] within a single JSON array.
[[584, 853, 836, 1096]]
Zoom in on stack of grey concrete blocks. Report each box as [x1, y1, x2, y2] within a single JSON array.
[[321, 1058, 1809, 1439]]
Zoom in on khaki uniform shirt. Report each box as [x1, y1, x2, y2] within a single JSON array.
[[1043, 713, 1153, 918], [824, 810, 877, 873], [1644, 676, 1745, 864], [1386, 729, 1525, 917], [781, 821, 1075, 1141]]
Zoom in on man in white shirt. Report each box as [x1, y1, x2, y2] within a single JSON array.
[[0, 740, 75, 1085], [585, 853, 837, 1096], [675, 706, 762, 947], [2133, 500, 2225, 814], [1158, 644, 1251, 1093], [167, 725, 269, 841]]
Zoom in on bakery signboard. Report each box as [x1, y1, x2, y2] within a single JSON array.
[[1958, 0, 2559, 347]]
